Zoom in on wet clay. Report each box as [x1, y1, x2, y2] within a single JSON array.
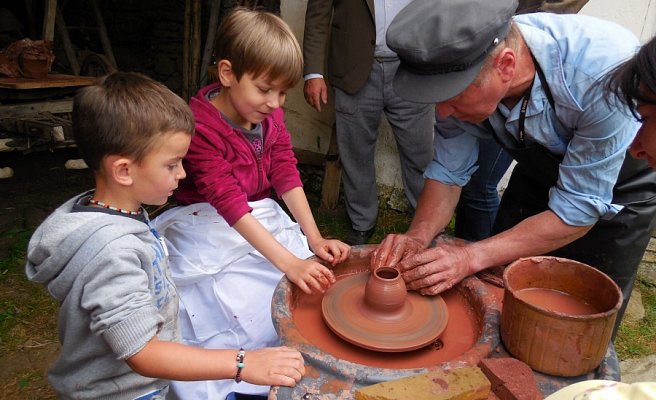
[[515, 287, 599, 315], [293, 278, 478, 368]]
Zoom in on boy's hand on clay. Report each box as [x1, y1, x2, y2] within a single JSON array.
[[286, 258, 336, 294], [241, 346, 305, 387], [310, 238, 351, 266]]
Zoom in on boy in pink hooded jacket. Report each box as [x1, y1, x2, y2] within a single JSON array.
[[154, 8, 350, 399]]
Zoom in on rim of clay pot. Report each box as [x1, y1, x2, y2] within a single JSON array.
[[272, 244, 501, 381], [503, 256, 622, 320]]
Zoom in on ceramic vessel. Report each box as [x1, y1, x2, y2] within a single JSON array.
[[364, 266, 407, 313], [501, 256, 622, 377]]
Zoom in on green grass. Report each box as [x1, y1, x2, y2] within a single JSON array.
[[615, 277, 656, 359], [0, 229, 58, 351]]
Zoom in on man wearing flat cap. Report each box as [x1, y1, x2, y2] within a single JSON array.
[[372, 0, 656, 333]]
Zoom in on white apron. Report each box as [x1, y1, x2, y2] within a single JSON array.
[[153, 199, 313, 400]]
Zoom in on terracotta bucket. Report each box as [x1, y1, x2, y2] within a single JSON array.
[[500, 256, 622, 377]]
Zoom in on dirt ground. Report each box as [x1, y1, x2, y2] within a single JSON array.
[[0, 148, 93, 399]]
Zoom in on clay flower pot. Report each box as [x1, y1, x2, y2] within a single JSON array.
[[364, 266, 407, 313], [501, 256, 622, 377]]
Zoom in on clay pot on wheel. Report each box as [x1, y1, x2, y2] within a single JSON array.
[[364, 266, 407, 313]]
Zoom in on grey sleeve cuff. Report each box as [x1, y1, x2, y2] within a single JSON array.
[[103, 307, 164, 360]]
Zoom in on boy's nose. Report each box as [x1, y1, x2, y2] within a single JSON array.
[[267, 93, 286, 109]]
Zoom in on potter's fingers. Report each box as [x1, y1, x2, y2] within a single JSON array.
[[417, 282, 450, 296], [401, 260, 442, 282], [371, 240, 391, 269], [405, 271, 446, 292], [386, 243, 407, 268]]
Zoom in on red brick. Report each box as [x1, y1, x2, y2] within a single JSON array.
[[478, 358, 542, 400]]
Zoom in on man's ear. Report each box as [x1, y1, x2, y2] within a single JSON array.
[[105, 155, 134, 187], [495, 49, 516, 83], [217, 59, 234, 87]]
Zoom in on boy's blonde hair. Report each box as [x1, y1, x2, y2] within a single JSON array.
[[214, 7, 303, 88], [73, 72, 195, 171]]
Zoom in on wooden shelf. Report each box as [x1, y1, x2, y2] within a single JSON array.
[[0, 74, 97, 90]]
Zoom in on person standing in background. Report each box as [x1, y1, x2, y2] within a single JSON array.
[[302, 0, 435, 245]]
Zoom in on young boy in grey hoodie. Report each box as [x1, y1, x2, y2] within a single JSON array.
[[25, 72, 305, 400]]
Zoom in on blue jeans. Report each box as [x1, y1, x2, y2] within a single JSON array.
[[455, 138, 513, 241]]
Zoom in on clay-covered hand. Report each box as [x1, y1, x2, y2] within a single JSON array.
[[285, 258, 336, 294], [303, 78, 328, 112], [398, 242, 473, 295], [240, 346, 306, 387], [309, 237, 351, 266], [370, 233, 425, 271]]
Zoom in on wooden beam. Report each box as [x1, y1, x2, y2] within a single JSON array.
[[0, 99, 74, 117], [42, 0, 57, 41]]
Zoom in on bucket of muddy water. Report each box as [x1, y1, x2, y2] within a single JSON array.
[[500, 256, 622, 377]]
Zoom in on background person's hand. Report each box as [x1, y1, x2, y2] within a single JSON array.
[[303, 78, 328, 112], [371, 233, 425, 271]]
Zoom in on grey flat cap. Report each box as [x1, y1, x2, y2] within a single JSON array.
[[387, 0, 518, 103]]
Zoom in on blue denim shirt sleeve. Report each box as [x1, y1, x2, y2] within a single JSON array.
[[426, 13, 641, 227], [425, 117, 482, 187]]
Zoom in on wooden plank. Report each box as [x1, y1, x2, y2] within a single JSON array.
[[0, 74, 97, 90], [0, 99, 74, 117], [320, 124, 342, 210]]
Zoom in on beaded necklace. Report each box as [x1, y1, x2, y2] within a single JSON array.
[[88, 199, 141, 216]]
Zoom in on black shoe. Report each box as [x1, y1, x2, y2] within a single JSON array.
[[346, 227, 375, 245]]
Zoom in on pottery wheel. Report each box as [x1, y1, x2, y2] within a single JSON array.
[[321, 272, 449, 352]]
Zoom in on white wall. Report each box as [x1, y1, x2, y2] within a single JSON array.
[[282, 0, 656, 194], [580, 0, 656, 43]]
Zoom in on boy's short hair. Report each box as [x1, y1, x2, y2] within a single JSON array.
[[214, 7, 303, 89], [73, 72, 195, 171]]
